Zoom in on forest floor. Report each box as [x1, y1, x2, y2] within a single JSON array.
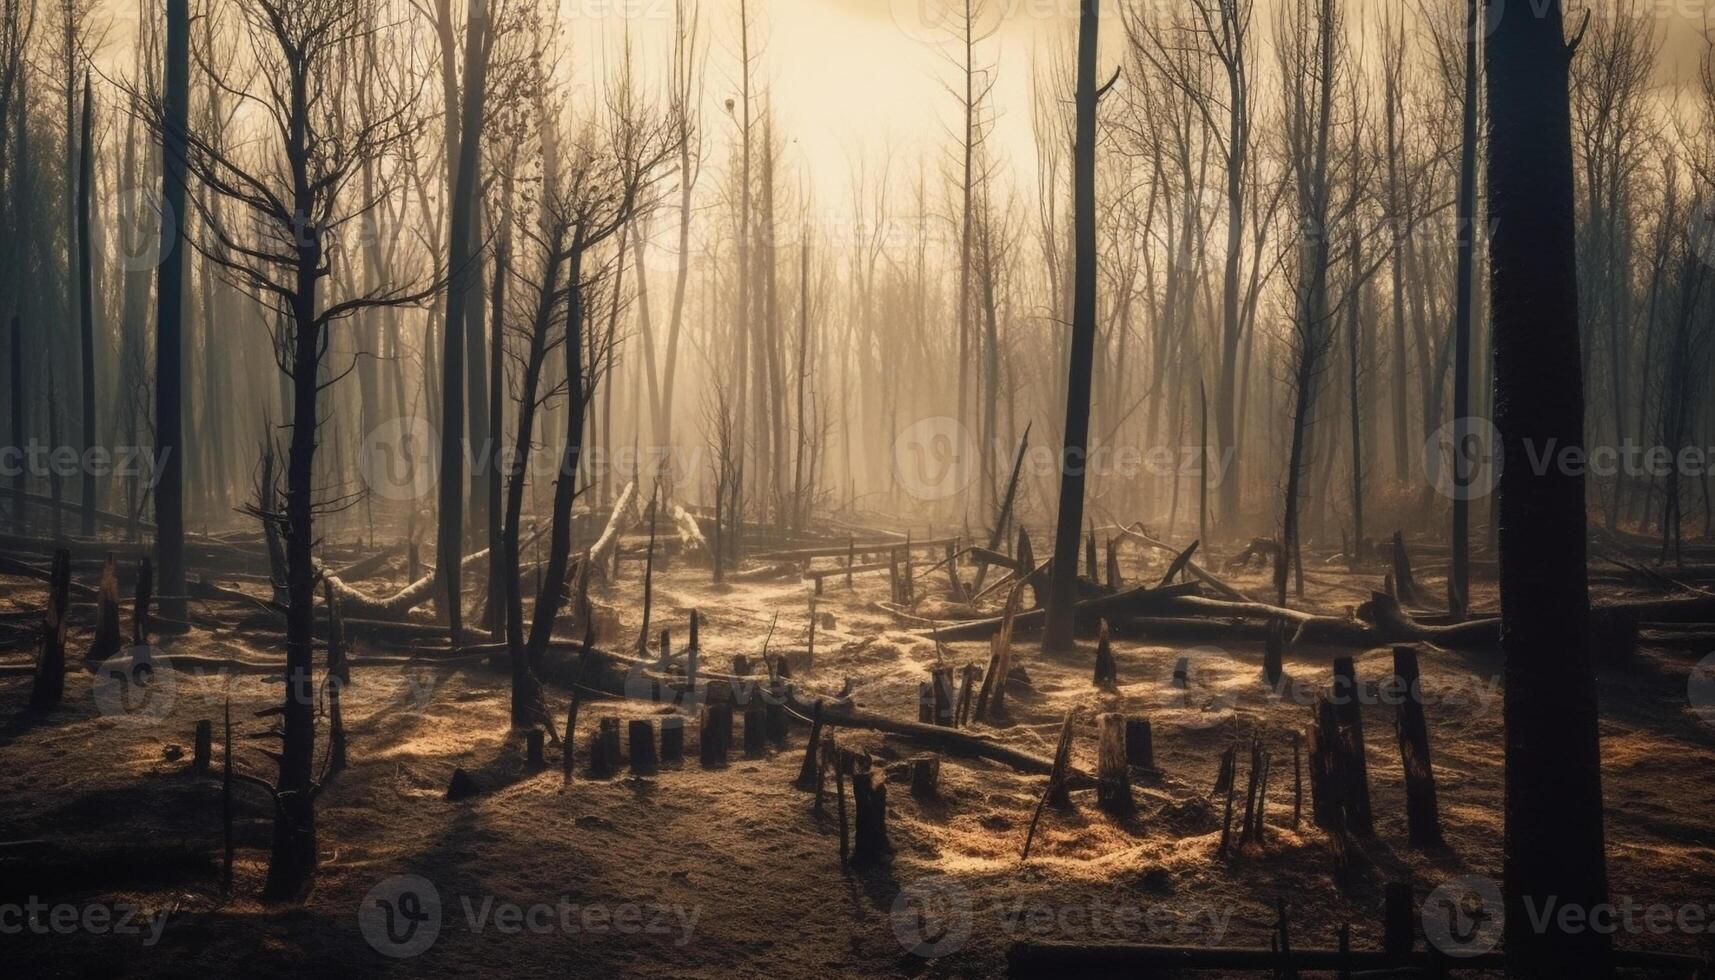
[[3, 532, 1715, 977]]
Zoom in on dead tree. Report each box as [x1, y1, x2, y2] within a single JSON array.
[[152, 0, 188, 622], [436, 0, 495, 644], [522, 75, 680, 682], [141, 0, 441, 900], [29, 549, 71, 709], [1486, 4, 1612, 971], [1041, 0, 1104, 654]]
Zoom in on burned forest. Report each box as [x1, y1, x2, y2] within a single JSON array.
[[9, 0, 1715, 976]]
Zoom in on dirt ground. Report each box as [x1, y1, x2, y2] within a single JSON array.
[[4, 536, 1715, 978]]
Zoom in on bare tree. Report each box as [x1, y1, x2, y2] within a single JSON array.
[[1485, 3, 1612, 971], [144, 0, 437, 899], [1041, 0, 1106, 653]]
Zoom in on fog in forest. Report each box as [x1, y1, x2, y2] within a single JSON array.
[[6, 0, 1715, 976]]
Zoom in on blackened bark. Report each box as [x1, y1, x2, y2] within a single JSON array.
[[526, 248, 586, 672], [153, 0, 188, 621], [1042, 0, 1100, 654], [1486, 4, 1611, 973], [76, 74, 95, 537], [1450, 0, 1479, 619], [9, 314, 22, 533], [503, 228, 564, 726], [437, 0, 490, 642]]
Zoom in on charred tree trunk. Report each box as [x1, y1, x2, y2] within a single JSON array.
[[1486, 5, 1612, 972], [1449, 0, 1479, 620], [76, 74, 96, 538], [153, 0, 189, 622], [1042, 0, 1101, 654], [436, 0, 491, 643]]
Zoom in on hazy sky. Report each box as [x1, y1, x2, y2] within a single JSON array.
[[87, 0, 1714, 219]]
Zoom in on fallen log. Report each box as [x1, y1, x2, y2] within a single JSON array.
[[914, 582, 1203, 642], [752, 536, 959, 563], [1006, 942, 1703, 975], [1134, 592, 1502, 651], [588, 480, 641, 575], [1117, 526, 1249, 602]]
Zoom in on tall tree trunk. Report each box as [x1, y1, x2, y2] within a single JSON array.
[[76, 74, 95, 537], [9, 313, 22, 533], [153, 0, 188, 621], [1041, 0, 1100, 654], [437, 0, 490, 642], [485, 148, 513, 638], [525, 248, 587, 671], [1450, 0, 1479, 619], [1486, 5, 1611, 974]]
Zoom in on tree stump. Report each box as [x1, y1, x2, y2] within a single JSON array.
[[1391, 646, 1443, 847], [525, 729, 546, 770], [661, 716, 685, 766], [588, 718, 621, 779], [917, 682, 934, 724], [851, 761, 892, 868], [766, 678, 788, 750], [835, 751, 850, 865], [1095, 713, 1134, 817], [1330, 657, 1374, 835], [1383, 881, 1415, 956], [1264, 617, 1287, 689], [629, 720, 658, 776], [795, 700, 825, 790], [1124, 718, 1155, 772], [743, 699, 767, 758], [193, 720, 213, 772], [700, 703, 730, 768], [1172, 656, 1190, 689], [930, 666, 956, 727], [954, 664, 978, 727], [705, 679, 734, 745], [1213, 744, 1237, 797], [446, 767, 481, 801], [1105, 536, 1120, 590], [29, 549, 71, 710], [89, 555, 122, 662], [1391, 531, 1418, 605], [1093, 618, 1117, 686], [909, 755, 940, 799], [732, 654, 752, 678], [131, 557, 153, 647]]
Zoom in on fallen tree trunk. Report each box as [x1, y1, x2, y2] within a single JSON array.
[[1140, 592, 1501, 651], [1117, 526, 1250, 602], [1006, 941, 1702, 975], [588, 480, 641, 576], [915, 582, 1202, 642]]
